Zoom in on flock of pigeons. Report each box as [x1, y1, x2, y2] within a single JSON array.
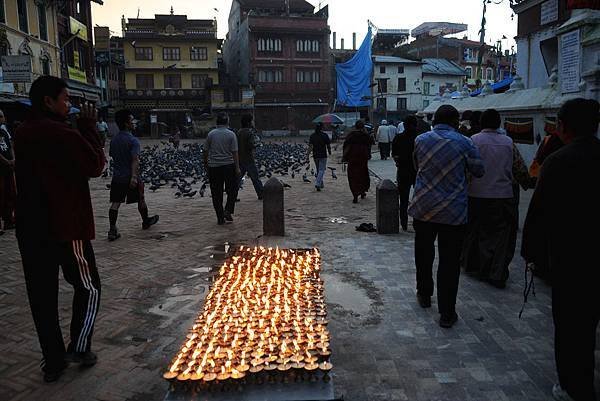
[[103, 141, 337, 198]]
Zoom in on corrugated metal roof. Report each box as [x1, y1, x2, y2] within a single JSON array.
[[373, 56, 421, 64], [238, 0, 314, 11], [422, 58, 467, 76]]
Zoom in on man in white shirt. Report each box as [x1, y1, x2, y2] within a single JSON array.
[[376, 120, 392, 160]]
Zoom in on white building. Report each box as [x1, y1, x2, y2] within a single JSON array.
[[421, 58, 467, 110], [372, 55, 422, 123]]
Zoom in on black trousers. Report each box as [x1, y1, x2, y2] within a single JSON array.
[[18, 238, 101, 371], [553, 287, 600, 401], [379, 143, 391, 160], [397, 173, 413, 230], [413, 219, 466, 316], [208, 164, 238, 220]]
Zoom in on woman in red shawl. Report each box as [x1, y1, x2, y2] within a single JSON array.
[[343, 120, 374, 203]]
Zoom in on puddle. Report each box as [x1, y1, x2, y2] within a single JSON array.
[[327, 217, 348, 224], [195, 243, 233, 263], [322, 272, 371, 315]]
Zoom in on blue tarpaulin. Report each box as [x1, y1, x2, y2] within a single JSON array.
[[335, 27, 373, 107], [470, 76, 514, 97]]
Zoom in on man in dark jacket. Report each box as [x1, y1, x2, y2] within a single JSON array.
[[522, 98, 600, 401], [14, 76, 106, 382], [392, 115, 419, 231]]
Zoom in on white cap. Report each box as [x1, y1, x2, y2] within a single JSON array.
[[381, 120, 388, 125]]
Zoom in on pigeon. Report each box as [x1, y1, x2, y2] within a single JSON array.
[[183, 191, 197, 198], [280, 180, 292, 189], [302, 174, 311, 183], [332, 171, 338, 180], [291, 171, 295, 179]]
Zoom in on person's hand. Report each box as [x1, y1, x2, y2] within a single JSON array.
[[235, 167, 241, 177], [80, 102, 97, 121], [129, 176, 138, 189]]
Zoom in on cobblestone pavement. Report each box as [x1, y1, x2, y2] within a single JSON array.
[[0, 140, 598, 401]]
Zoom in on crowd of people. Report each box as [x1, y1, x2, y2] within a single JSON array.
[[0, 74, 598, 400]]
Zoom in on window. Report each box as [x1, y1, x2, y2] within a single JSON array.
[[0, 1, 5, 23], [397, 97, 407, 111], [296, 70, 320, 83], [379, 65, 386, 74], [257, 38, 282, 52], [423, 100, 430, 109], [296, 39, 320, 53], [192, 74, 208, 88], [190, 47, 208, 61], [17, 0, 28, 33], [41, 58, 50, 75], [164, 74, 182, 88], [376, 97, 387, 110], [465, 66, 473, 79], [135, 47, 153, 60], [398, 66, 404, 74], [377, 78, 387, 93], [38, 5, 48, 41], [397, 77, 406, 92], [136, 74, 154, 89], [163, 47, 181, 61], [258, 69, 283, 83], [423, 81, 431, 95], [486, 68, 493, 81]]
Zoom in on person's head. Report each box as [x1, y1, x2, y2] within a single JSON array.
[[241, 114, 254, 129], [480, 109, 501, 130], [0, 109, 5, 124], [381, 119, 388, 126], [433, 105, 460, 129], [355, 119, 365, 130], [557, 98, 600, 143], [389, 120, 394, 126], [115, 109, 135, 131], [470, 111, 482, 127], [29, 76, 70, 118], [315, 122, 323, 133], [216, 112, 229, 126], [461, 110, 473, 122], [403, 115, 418, 131]]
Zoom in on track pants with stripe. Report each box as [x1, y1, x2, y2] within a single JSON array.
[[18, 238, 101, 371]]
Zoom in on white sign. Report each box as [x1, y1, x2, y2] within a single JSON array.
[[541, 0, 559, 25], [242, 90, 254, 99], [150, 114, 158, 124], [560, 30, 580, 94], [1, 55, 32, 83], [0, 68, 15, 93]]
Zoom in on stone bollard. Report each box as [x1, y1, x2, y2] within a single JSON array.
[[263, 177, 285, 236], [376, 179, 400, 234]]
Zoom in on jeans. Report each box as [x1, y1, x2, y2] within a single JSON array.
[[314, 157, 327, 188], [208, 164, 239, 221], [397, 173, 413, 230], [413, 219, 466, 317], [239, 161, 263, 198]]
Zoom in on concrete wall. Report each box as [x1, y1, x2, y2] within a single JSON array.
[[372, 62, 423, 113], [422, 74, 464, 110], [516, 26, 558, 89]]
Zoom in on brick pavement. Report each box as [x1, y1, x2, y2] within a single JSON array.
[[0, 140, 598, 401]]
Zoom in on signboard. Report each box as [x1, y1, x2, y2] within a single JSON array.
[[0, 68, 15, 93], [560, 29, 580, 94], [150, 114, 158, 124], [1, 55, 32, 83], [70, 17, 88, 41], [68, 66, 87, 83], [505, 118, 534, 145], [242, 89, 254, 99], [94, 27, 110, 50], [541, 0, 559, 25], [73, 50, 80, 69]]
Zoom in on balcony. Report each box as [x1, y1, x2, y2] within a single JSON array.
[[121, 88, 208, 101], [254, 82, 330, 93]]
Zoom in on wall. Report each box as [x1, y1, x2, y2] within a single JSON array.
[[516, 26, 558, 89], [422, 74, 464, 110], [124, 70, 219, 90], [372, 62, 423, 113]]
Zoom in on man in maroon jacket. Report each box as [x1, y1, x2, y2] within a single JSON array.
[[14, 76, 106, 382]]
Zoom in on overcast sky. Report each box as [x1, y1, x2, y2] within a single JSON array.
[[92, 0, 517, 49]]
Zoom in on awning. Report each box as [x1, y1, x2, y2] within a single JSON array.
[[66, 79, 101, 102]]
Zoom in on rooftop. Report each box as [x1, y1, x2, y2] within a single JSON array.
[[422, 58, 468, 76], [238, 0, 315, 12], [373, 55, 421, 64]]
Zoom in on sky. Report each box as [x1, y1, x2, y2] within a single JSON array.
[[91, 0, 517, 49]]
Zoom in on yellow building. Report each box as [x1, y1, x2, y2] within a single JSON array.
[[122, 10, 221, 136], [0, 0, 61, 96]]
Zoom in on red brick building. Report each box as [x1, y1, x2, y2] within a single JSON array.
[[223, 0, 331, 132]]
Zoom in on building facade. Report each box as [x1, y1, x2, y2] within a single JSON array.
[[223, 0, 331, 132], [94, 26, 124, 112], [0, 0, 61, 99], [372, 56, 422, 122], [57, 0, 102, 104], [121, 10, 221, 136], [421, 58, 467, 110]]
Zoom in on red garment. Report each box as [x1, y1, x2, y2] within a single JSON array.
[[0, 172, 16, 227], [14, 114, 105, 241], [344, 129, 372, 196]]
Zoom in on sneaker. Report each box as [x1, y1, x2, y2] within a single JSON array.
[[316, 186, 321, 192], [65, 351, 97, 367], [42, 360, 68, 383], [417, 294, 431, 308], [224, 211, 233, 222], [142, 215, 159, 230], [107, 229, 121, 242], [439, 312, 459, 329], [552, 384, 574, 401]]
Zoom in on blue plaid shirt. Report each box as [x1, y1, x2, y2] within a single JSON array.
[[408, 124, 485, 225]]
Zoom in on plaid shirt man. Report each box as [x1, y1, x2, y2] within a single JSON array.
[[408, 124, 485, 225]]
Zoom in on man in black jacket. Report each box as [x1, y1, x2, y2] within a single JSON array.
[[392, 115, 418, 231], [522, 98, 600, 401]]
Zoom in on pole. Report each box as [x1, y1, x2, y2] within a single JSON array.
[[477, 0, 487, 82]]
